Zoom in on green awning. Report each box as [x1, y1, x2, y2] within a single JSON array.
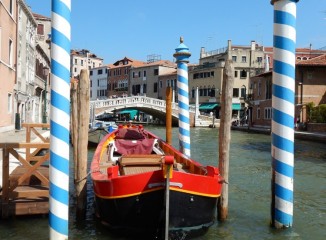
[[199, 103, 219, 110], [232, 103, 241, 110], [118, 109, 138, 119]]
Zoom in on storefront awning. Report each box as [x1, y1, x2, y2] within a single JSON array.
[[199, 103, 219, 110], [232, 103, 241, 110], [118, 109, 138, 119]]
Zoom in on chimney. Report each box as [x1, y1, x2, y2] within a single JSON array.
[[200, 47, 205, 58]]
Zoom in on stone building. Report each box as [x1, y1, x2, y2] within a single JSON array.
[[107, 57, 145, 98], [71, 49, 103, 78], [129, 58, 176, 99], [189, 40, 267, 119], [15, 0, 38, 126], [248, 54, 326, 128], [90, 65, 109, 100], [0, 0, 17, 132]]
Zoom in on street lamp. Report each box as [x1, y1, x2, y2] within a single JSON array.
[[43, 67, 49, 127]]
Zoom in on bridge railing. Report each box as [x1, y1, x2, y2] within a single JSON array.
[[90, 96, 196, 115]]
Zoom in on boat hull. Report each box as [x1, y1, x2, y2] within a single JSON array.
[[94, 187, 217, 237]]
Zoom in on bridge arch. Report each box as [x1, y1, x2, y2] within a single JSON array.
[[90, 96, 196, 126]]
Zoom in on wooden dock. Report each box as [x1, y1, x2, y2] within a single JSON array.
[[0, 123, 50, 218]]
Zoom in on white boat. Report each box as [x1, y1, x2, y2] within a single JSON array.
[[88, 121, 118, 146]]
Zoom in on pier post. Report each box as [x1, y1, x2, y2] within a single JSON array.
[[49, 0, 71, 239], [173, 37, 191, 157], [166, 87, 172, 145], [76, 69, 90, 219], [217, 59, 234, 221], [270, 0, 298, 228], [71, 80, 78, 182]]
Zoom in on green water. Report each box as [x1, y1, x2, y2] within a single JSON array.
[[0, 127, 325, 240]]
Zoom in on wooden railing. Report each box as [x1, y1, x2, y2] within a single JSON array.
[[0, 123, 50, 218]]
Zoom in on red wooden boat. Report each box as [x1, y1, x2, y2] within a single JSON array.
[[91, 124, 223, 239]]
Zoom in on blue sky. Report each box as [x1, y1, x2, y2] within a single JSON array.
[[26, 0, 325, 64]]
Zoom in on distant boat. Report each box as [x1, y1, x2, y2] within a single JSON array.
[[91, 124, 223, 239], [88, 121, 117, 146]]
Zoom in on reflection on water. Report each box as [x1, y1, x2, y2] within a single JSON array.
[[0, 126, 325, 240]]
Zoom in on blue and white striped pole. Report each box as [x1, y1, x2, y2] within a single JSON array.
[[271, 0, 298, 228], [49, 0, 71, 239], [173, 37, 191, 157]]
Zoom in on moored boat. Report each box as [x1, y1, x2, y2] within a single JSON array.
[[91, 124, 223, 239], [88, 121, 118, 146]]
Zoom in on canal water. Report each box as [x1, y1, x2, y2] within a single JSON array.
[[0, 127, 325, 239]]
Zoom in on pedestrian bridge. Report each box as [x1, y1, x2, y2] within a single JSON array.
[[90, 96, 196, 125]]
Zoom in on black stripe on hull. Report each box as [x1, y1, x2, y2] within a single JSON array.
[[94, 189, 218, 239]]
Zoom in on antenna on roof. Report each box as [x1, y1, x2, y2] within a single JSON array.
[[147, 54, 161, 63]]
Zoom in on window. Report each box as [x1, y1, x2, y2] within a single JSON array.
[[74, 67, 77, 72], [257, 108, 260, 119], [143, 83, 147, 93], [90, 80, 92, 87], [143, 70, 146, 77], [232, 56, 237, 62], [265, 80, 272, 99], [138, 71, 141, 77], [98, 69, 103, 75], [154, 82, 158, 93], [234, 71, 238, 78], [257, 57, 263, 63], [159, 80, 162, 88], [241, 88, 246, 98], [258, 80, 261, 96], [37, 24, 44, 35], [233, 88, 239, 97], [264, 108, 272, 119], [242, 56, 247, 62], [74, 59, 77, 64], [81, 60, 83, 66], [167, 80, 170, 87], [8, 93, 12, 113], [240, 70, 247, 79], [90, 70, 93, 76], [154, 69, 159, 75], [9, 39, 13, 66], [9, 0, 13, 14]]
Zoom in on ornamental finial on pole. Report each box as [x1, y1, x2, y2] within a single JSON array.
[[174, 37, 191, 63]]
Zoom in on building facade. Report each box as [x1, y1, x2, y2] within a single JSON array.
[[71, 49, 103, 78], [107, 57, 145, 98], [16, 0, 38, 125], [130, 60, 176, 99], [33, 13, 51, 59], [189, 40, 267, 119], [0, 0, 17, 132], [248, 54, 326, 128], [90, 66, 109, 100]]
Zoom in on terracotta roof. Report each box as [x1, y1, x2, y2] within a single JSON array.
[[32, 13, 51, 20], [297, 54, 326, 66]]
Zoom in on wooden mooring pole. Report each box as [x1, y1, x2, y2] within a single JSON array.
[[218, 59, 234, 221], [75, 69, 90, 219], [71, 80, 78, 182]]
